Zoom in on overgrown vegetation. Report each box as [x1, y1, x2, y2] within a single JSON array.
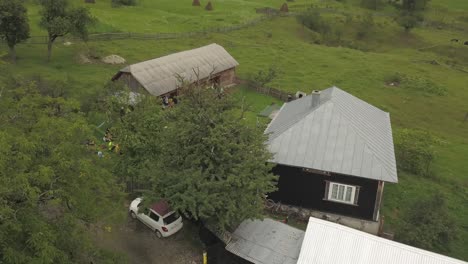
[[111, 0, 137, 8], [1, 0, 467, 260], [0, 77, 125, 263], [115, 86, 277, 230], [385, 72, 447, 95], [395, 193, 457, 255], [394, 128, 442, 177]]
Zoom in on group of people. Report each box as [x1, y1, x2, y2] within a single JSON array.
[[96, 128, 120, 158], [161, 95, 178, 108]]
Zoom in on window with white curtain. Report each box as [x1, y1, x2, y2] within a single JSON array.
[[325, 182, 359, 205]]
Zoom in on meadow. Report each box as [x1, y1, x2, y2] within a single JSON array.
[[1, 0, 467, 260]]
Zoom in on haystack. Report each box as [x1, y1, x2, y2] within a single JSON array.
[[192, 0, 200, 6], [205, 1, 213, 11], [280, 3, 289, 12], [102, 55, 126, 64]]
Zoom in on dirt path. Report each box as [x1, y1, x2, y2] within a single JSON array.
[[94, 216, 203, 264]]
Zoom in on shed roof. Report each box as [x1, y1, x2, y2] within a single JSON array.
[[115, 43, 239, 96], [265, 87, 397, 183], [225, 218, 305, 264], [298, 217, 467, 264]]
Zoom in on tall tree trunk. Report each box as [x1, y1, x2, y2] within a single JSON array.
[[47, 38, 53, 62], [8, 45, 16, 64]]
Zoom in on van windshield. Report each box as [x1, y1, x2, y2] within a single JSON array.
[[163, 212, 180, 225]]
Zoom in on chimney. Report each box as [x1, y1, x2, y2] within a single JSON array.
[[311, 90, 321, 108]]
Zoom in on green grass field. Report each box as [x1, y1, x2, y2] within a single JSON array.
[[2, 0, 468, 260], [26, 0, 306, 34]]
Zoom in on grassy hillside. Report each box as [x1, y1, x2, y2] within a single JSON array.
[[26, 0, 301, 34], [2, 0, 467, 260]]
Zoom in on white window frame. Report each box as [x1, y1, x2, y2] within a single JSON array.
[[326, 182, 359, 205]]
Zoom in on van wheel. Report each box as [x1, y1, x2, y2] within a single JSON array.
[[130, 211, 137, 219], [155, 230, 163, 239]]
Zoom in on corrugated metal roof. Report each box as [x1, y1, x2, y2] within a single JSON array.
[[118, 43, 239, 96], [265, 87, 398, 183], [225, 218, 305, 264], [298, 217, 467, 264]]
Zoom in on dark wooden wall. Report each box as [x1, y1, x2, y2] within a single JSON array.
[[269, 164, 379, 221]]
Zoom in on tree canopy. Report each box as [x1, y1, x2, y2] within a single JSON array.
[[115, 86, 277, 230], [0, 0, 29, 63], [0, 78, 125, 263], [39, 0, 93, 61], [396, 0, 431, 32]]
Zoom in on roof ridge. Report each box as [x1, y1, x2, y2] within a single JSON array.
[[267, 89, 335, 141]]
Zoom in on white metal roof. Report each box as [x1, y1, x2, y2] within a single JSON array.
[[118, 43, 239, 96], [265, 87, 398, 183], [298, 217, 466, 264], [226, 218, 305, 264]]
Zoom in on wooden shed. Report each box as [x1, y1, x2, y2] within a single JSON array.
[[111, 43, 239, 97]]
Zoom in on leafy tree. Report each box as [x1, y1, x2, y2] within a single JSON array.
[[39, 0, 94, 61], [0, 0, 29, 63], [249, 66, 279, 87], [396, 0, 430, 32], [115, 86, 278, 230], [0, 78, 125, 263], [395, 193, 457, 254]]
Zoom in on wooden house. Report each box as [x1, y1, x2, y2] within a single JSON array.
[[265, 87, 398, 222]]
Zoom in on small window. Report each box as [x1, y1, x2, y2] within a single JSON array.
[[163, 212, 180, 225], [326, 182, 359, 205], [149, 211, 160, 222]]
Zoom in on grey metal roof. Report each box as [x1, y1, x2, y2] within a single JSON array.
[[298, 217, 467, 264], [225, 218, 305, 264], [265, 86, 398, 183], [119, 43, 239, 96]]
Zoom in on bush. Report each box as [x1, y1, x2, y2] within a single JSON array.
[[394, 128, 442, 177], [360, 0, 383, 10], [395, 193, 457, 254], [205, 1, 213, 11], [386, 72, 447, 95], [296, 8, 331, 35], [280, 3, 289, 12], [111, 0, 136, 7], [397, 11, 422, 32], [356, 13, 375, 39], [249, 67, 279, 87]]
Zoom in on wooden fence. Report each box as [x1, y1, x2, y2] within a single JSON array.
[[240, 79, 292, 102], [2, 14, 278, 45]]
